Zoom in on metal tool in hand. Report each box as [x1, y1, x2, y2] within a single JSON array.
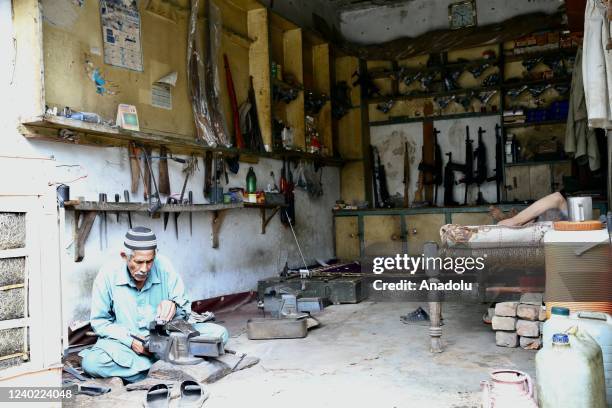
[[123, 190, 133, 229], [98, 193, 107, 249]]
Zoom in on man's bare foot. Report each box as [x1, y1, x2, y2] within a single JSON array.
[[489, 206, 506, 221], [497, 217, 520, 227]]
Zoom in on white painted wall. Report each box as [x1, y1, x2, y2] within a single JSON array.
[[46, 144, 340, 322], [338, 0, 564, 45], [370, 115, 501, 206]]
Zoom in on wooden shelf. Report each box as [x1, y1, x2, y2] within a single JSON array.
[[367, 85, 501, 104], [67, 200, 293, 260], [504, 159, 571, 167], [502, 119, 567, 128], [370, 111, 501, 127], [20, 115, 343, 166], [369, 57, 500, 79], [244, 202, 288, 234], [64, 201, 243, 212], [502, 76, 571, 89], [504, 47, 577, 62]]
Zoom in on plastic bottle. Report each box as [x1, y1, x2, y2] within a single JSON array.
[[246, 167, 257, 194], [542, 306, 571, 348], [536, 329, 607, 408]]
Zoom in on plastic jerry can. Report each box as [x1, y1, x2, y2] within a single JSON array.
[[536, 328, 607, 408], [543, 309, 612, 405], [572, 312, 612, 406]]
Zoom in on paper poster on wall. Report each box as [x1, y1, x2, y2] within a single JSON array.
[[151, 72, 177, 110], [100, 0, 143, 72]]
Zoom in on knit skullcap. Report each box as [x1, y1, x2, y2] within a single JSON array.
[[124, 227, 157, 251]]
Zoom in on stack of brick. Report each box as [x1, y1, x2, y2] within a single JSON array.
[[491, 293, 546, 349]]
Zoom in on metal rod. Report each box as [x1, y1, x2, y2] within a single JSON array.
[[283, 210, 308, 271]]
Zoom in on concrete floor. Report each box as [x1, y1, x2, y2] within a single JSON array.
[[205, 301, 536, 408]]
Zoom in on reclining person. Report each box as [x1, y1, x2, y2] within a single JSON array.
[[80, 227, 229, 382], [489, 192, 568, 227]]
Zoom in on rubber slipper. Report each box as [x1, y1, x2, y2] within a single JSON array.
[[400, 307, 430, 326], [179, 380, 209, 407], [145, 384, 170, 408]]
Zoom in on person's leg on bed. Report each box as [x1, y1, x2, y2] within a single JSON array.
[[496, 192, 567, 227]]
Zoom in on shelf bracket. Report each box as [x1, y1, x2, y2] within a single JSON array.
[[73, 211, 97, 262], [211, 210, 228, 249], [260, 206, 281, 234]]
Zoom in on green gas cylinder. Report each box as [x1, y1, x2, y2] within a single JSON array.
[[246, 167, 257, 193]]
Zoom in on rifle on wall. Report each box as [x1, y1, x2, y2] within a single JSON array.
[[444, 126, 475, 206], [417, 127, 443, 206], [474, 127, 489, 205], [371, 145, 391, 208], [403, 142, 410, 207], [486, 124, 504, 203]]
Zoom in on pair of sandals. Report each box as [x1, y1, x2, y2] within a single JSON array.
[[145, 381, 208, 408]]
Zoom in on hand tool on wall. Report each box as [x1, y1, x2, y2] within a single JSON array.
[[204, 151, 213, 199], [163, 197, 179, 238], [223, 54, 245, 149], [142, 148, 162, 215], [123, 190, 133, 229], [403, 141, 410, 207], [188, 191, 193, 236], [128, 142, 141, 194], [114, 193, 120, 222], [98, 193, 107, 249], [247, 75, 264, 152], [142, 148, 152, 201], [158, 146, 170, 195]]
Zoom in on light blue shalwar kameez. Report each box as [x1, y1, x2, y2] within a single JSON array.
[[79, 254, 229, 382]]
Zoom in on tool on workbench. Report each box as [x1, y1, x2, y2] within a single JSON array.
[[158, 146, 170, 195], [98, 193, 107, 249], [188, 191, 193, 236], [123, 190, 133, 229], [142, 148, 162, 215], [114, 193, 120, 222]]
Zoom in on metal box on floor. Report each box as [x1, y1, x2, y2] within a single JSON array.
[[257, 274, 367, 304]]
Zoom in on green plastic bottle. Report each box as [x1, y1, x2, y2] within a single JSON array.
[[246, 167, 257, 193]]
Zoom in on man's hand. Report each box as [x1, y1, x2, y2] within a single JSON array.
[[156, 300, 177, 322], [131, 339, 151, 356]]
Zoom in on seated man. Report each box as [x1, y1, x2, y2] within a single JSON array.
[[80, 227, 229, 382], [489, 192, 568, 227]]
